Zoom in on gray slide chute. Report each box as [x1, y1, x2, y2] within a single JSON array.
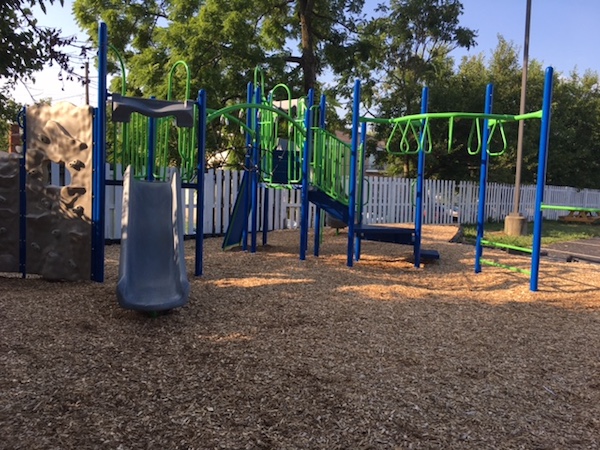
[[116, 166, 190, 311]]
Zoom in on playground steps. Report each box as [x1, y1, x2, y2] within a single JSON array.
[[309, 189, 440, 261], [420, 249, 441, 261], [354, 224, 415, 245], [355, 225, 440, 260]]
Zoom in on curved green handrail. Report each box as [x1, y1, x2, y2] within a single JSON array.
[[208, 103, 307, 137], [167, 61, 191, 101], [158, 60, 194, 181], [254, 66, 266, 99]]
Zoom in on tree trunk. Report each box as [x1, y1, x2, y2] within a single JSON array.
[[403, 155, 410, 177], [297, 0, 317, 93]]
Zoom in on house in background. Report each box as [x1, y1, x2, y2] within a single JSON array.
[[7, 124, 21, 153], [333, 130, 387, 175]]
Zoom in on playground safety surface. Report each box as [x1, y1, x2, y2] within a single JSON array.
[[2, 225, 599, 449]]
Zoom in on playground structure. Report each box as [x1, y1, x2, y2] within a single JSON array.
[[0, 21, 592, 295]]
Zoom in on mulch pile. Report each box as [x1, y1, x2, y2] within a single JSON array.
[[1, 226, 599, 449]]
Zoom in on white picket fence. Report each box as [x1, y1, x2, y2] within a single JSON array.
[[48, 163, 600, 239]]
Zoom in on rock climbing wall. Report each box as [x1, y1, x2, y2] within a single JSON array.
[[23, 102, 94, 280], [0, 152, 20, 273]]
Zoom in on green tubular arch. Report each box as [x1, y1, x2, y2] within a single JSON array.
[[156, 61, 193, 181], [254, 66, 266, 100], [207, 104, 307, 138], [167, 61, 191, 101]]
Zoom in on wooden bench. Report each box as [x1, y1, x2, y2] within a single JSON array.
[[558, 209, 600, 225]]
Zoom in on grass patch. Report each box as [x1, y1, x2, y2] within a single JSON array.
[[463, 220, 600, 248]]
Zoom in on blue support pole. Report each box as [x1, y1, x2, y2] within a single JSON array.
[[299, 89, 315, 260], [355, 120, 367, 261], [242, 83, 253, 251], [314, 93, 326, 257], [347, 80, 361, 267], [530, 67, 555, 291], [413, 87, 429, 268], [146, 97, 157, 182], [262, 93, 273, 247], [262, 189, 269, 245], [250, 86, 261, 253], [18, 108, 27, 278], [91, 21, 108, 282], [195, 89, 207, 276], [474, 84, 495, 273]]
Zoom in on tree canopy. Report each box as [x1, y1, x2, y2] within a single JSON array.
[[2, 0, 599, 189], [0, 0, 78, 118]]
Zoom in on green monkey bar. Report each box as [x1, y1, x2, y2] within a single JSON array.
[[362, 110, 543, 156]]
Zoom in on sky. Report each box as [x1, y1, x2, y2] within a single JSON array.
[[8, 0, 600, 107]]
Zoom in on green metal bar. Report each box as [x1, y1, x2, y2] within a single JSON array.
[[541, 204, 600, 212], [360, 110, 543, 125], [388, 110, 544, 124], [480, 239, 533, 254], [481, 259, 531, 275]]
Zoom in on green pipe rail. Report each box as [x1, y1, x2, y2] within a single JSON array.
[[311, 128, 352, 205], [479, 239, 533, 276], [480, 239, 533, 254], [480, 259, 531, 275], [107, 55, 198, 182], [541, 204, 600, 212]]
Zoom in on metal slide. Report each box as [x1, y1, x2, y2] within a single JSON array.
[[116, 166, 190, 311], [222, 171, 249, 250]]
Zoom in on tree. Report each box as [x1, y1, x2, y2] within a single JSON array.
[[0, 0, 77, 117], [547, 69, 600, 189], [258, 0, 367, 93], [342, 0, 477, 177], [73, 0, 368, 102]]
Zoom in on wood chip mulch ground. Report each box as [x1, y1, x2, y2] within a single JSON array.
[[1, 225, 599, 449]]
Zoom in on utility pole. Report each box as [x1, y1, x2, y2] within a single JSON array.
[[84, 61, 90, 105], [504, 0, 532, 236]]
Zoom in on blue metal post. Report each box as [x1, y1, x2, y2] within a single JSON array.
[[91, 21, 108, 282], [262, 189, 269, 245], [355, 120, 367, 261], [250, 86, 261, 253], [195, 89, 207, 276], [314, 93, 326, 256], [18, 108, 27, 278], [530, 67, 554, 291], [242, 83, 253, 251], [146, 97, 157, 182], [414, 87, 429, 268], [347, 80, 361, 267], [299, 89, 315, 260], [474, 84, 495, 273]]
